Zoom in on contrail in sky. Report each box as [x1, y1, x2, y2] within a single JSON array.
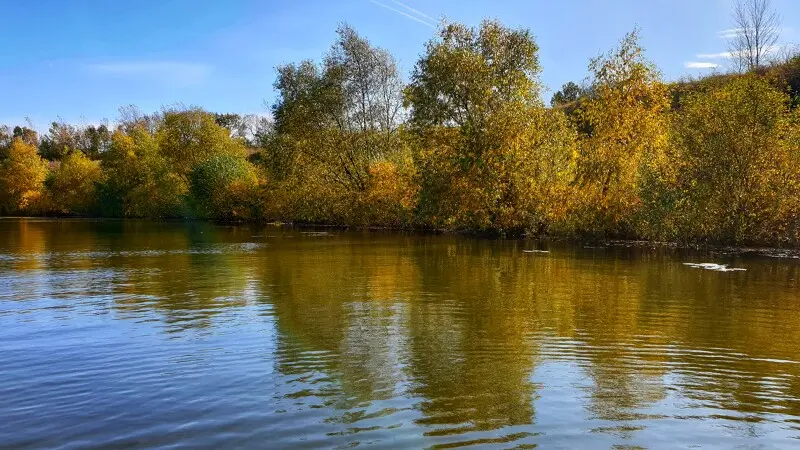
[[367, 0, 436, 28], [389, 0, 437, 23]]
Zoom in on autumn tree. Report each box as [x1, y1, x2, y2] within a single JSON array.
[[406, 20, 574, 232], [0, 125, 34, 159], [12, 126, 38, 147], [0, 139, 49, 214], [77, 124, 112, 159], [271, 24, 404, 193], [572, 29, 670, 236], [406, 20, 541, 132], [156, 107, 247, 179], [99, 128, 187, 218], [327, 24, 404, 137], [189, 153, 260, 221], [665, 75, 800, 243], [46, 151, 104, 214], [39, 121, 79, 160], [117, 105, 162, 135], [38, 121, 111, 160], [266, 24, 408, 224]]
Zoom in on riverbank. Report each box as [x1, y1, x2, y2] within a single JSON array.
[[5, 215, 800, 258], [3, 22, 800, 250]]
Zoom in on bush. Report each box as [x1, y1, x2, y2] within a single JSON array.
[[99, 128, 187, 218], [46, 151, 103, 214], [648, 75, 800, 244], [189, 154, 260, 221]]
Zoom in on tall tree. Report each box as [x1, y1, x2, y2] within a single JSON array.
[[78, 124, 112, 159], [156, 107, 246, 179], [325, 24, 404, 136], [573, 29, 670, 235], [39, 121, 112, 160], [39, 121, 78, 160], [271, 24, 404, 193], [405, 20, 572, 232], [405, 19, 541, 132], [729, 0, 782, 71], [46, 151, 103, 214], [667, 75, 798, 242]]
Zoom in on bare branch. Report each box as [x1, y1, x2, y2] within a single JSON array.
[[728, 0, 782, 71]]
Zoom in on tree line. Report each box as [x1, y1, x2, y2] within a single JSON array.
[[2, 12, 800, 245]]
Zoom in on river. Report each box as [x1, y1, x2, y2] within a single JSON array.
[[1, 218, 799, 448]]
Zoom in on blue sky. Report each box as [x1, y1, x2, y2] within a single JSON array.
[[1, 0, 797, 130]]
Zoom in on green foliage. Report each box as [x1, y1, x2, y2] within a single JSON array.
[[156, 108, 247, 178], [79, 124, 112, 159], [550, 81, 585, 107], [405, 19, 542, 131], [13, 126, 38, 147], [214, 113, 245, 136], [1, 21, 800, 246], [39, 121, 78, 160], [271, 24, 403, 178], [767, 54, 800, 107], [190, 154, 260, 221], [99, 128, 187, 218], [267, 23, 406, 223], [39, 121, 112, 160]]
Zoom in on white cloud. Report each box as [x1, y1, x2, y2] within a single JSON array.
[[685, 62, 720, 69], [696, 51, 734, 59], [85, 61, 212, 86], [696, 45, 779, 60], [718, 27, 792, 39], [367, 0, 435, 28], [717, 28, 744, 39]]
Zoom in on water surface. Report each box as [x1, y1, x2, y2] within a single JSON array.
[[1, 219, 800, 448]]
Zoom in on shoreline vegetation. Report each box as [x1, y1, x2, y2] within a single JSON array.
[[3, 16, 800, 247], [6, 217, 800, 260]]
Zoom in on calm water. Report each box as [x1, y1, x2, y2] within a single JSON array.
[[1, 219, 800, 449]]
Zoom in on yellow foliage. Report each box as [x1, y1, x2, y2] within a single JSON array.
[[354, 156, 419, 227], [414, 104, 575, 234], [0, 139, 49, 214], [101, 128, 188, 218], [46, 151, 104, 214], [659, 74, 800, 243], [1, 22, 799, 247], [572, 30, 670, 237]]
